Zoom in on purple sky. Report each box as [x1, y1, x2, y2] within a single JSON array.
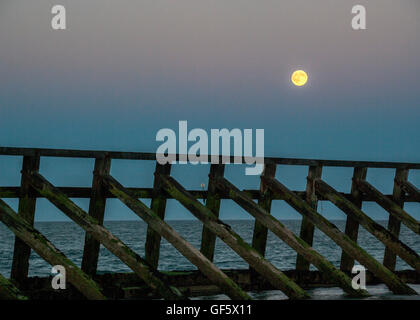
[[0, 0, 419, 221]]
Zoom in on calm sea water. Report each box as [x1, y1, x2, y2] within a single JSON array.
[[0, 220, 419, 299]]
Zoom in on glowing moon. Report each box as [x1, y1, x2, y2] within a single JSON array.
[[291, 70, 308, 87]]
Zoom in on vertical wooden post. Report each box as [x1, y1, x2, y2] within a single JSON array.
[[252, 164, 276, 256], [383, 168, 409, 270], [145, 163, 171, 268], [250, 163, 276, 279], [340, 167, 367, 272], [200, 164, 225, 261], [11, 155, 40, 283], [296, 165, 322, 271], [81, 157, 111, 276]]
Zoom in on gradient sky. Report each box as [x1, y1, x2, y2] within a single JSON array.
[[0, 0, 419, 221]]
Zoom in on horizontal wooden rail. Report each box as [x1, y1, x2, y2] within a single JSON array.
[[1, 146, 420, 169], [2, 186, 420, 203], [10, 269, 420, 299]]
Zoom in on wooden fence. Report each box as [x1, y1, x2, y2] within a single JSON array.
[[0, 147, 419, 300]]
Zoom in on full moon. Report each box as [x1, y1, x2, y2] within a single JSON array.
[[291, 70, 308, 87]]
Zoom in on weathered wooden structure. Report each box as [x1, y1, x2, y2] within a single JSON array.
[[0, 147, 419, 300]]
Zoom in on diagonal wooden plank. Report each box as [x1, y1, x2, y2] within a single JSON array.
[[296, 165, 322, 271], [102, 174, 251, 300], [251, 164, 276, 258], [262, 176, 417, 295], [383, 169, 409, 270], [200, 164, 225, 261], [0, 273, 28, 300], [356, 179, 420, 235], [315, 179, 420, 272], [402, 181, 420, 202], [145, 163, 172, 268], [11, 155, 40, 283], [26, 171, 185, 300], [250, 163, 276, 281], [0, 199, 105, 300], [340, 167, 367, 272], [213, 176, 369, 297], [81, 157, 111, 276], [156, 173, 310, 300]]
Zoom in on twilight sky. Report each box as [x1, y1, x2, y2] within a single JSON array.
[[0, 0, 419, 221]]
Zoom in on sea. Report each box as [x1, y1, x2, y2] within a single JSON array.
[[0, 220, 419, 300]]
